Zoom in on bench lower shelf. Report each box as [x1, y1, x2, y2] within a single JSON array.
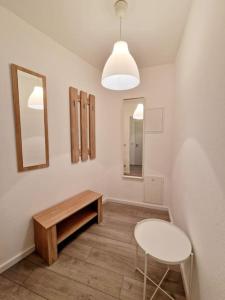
[[57, 210, 97, 244]]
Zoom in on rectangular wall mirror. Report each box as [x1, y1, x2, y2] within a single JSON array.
[[11, 64, 49, 171], [122, 97, 144, 178]]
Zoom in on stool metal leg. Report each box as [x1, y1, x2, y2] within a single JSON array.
[[135, 242, 174, 300], [143, 253, 148, 300], [150, 267, 170, 300], [135, 243, 138, 270], [136, 266, 175, 300], [189, 253, 194, 299]]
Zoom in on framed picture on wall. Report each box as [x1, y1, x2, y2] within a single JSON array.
[[144, 107, 164, 133]]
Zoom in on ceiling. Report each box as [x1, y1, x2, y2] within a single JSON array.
[[0, 0, 191, 69]]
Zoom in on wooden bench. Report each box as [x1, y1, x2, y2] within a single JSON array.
[[33, 190, 103, 265]]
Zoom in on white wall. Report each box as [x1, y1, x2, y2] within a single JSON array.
[[171, 0, 225, 299], [0, 6, 175, 270], [0, 6, 114, 269], [106, 65, 175, 205]]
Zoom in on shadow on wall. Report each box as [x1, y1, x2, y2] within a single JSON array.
[[172, 137, 225, 300]]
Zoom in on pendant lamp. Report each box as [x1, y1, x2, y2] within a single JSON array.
[[101, 0, 140, 91]]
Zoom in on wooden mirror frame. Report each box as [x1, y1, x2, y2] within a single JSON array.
[[122, 97, 145, 179], [11, 64, 49, 172]]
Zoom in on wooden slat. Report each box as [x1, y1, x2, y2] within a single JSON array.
[[80, 91, 88, 161], [89, 94, 96, 159], [69, 87, 79, 163], [57, 210, 97, 244], [33, 190, 102, 229]]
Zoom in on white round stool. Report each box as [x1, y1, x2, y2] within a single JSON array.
[[134, 219, 193, 300]]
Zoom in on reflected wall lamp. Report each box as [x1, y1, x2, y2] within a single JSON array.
[[28, 86, 43, 110], [133, 103, 144, 120]]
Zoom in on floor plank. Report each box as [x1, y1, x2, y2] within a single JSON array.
[[23, 267, 116, 300], [62, 238, 93, 260], [87, 246, 169, 284], [104, 210, 144, 225], [0, 276, 44, 300], [120, 276, 155, 300], [74, 231, 136, 258], [104, 202, 169, 220], [2, 259, 36, 285], [27, 251, 123, 298], [120, 275, 185, 300], [87, 247, 135, 276], [87, 222, 133, 243], [48, 253, 123, 298]]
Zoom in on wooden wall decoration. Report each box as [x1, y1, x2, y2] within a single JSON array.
[[69, 87, 79, 163], [89, 94, 96, 159], [80, 91, 88, 161], [69, 87, 96, 163]]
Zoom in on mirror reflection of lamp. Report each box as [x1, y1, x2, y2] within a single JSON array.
[[133, 103, 144, 120], [28, 86, 43, 110]]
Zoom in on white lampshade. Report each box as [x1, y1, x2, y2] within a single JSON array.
[[101, 41, 140, 90], [28, 86, 44, 110], [133, 103, 144, 120]]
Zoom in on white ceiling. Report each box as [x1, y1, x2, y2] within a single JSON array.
[[0, 0, 191, 69]]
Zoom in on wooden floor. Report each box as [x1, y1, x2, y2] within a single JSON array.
[[0, 202, 186, 300]]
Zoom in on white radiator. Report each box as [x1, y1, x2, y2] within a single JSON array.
[[144, 176, 164, 205]]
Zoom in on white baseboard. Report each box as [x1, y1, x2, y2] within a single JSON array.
[[0, 245, 35, 274], [106, 197, 169, 211]]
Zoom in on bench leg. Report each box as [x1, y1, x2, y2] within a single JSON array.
[[34, 221, 57, 265], [97, 197, 103, 224]]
